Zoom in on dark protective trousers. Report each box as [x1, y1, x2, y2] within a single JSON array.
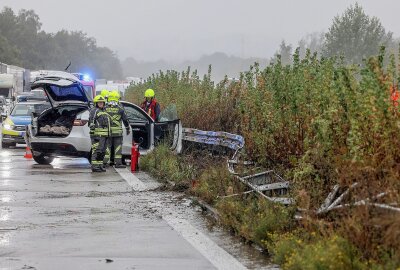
[[103, 136, 123, 165], [91, 137, 108, 169]]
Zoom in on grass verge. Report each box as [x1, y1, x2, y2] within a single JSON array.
[[139, 145, 400, 269]]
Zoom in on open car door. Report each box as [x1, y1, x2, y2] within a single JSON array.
[[154, 104, 182, 153]]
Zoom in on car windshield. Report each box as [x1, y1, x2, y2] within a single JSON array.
[[11, 103, 50, 116], [83, 86, 93, 100], [44, 83, 87, 103]]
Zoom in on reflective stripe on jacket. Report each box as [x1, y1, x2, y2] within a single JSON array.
[[105, 103, 129, 137], [89, 108, 110, 137]]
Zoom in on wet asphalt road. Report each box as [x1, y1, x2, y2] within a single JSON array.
[[0, 144, 276, 269]]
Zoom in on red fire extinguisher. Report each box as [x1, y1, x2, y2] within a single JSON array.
[[131, 143, 140, 172]]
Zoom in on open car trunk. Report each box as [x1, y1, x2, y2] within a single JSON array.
[[36, 105, 88, 137]]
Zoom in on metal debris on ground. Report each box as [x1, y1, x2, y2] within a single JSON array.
[[181, 127, 400, 215], [182, 128, 292, 205], [317, 184, 400, 215]]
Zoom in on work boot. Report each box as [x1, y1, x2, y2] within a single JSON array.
[[91, 166, 103, 173], [100, 165, 106, 172], [114, 163, 126, 169]]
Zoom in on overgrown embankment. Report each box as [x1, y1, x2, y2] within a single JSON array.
[[127, 47, 400, 269]]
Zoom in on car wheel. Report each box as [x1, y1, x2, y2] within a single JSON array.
[[32, 153, 54, 165], [1, 141, 9, 148], [122, 155, 128, 166], [86, 151, 92, 164], [1, 141, 15, 148]]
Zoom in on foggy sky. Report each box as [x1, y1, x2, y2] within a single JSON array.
[[1, 0, 399, 62]]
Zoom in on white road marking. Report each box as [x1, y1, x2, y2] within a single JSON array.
[[114, 168, 148, 191], [118, 168, 247, 269], [163, 215, 247, 270]]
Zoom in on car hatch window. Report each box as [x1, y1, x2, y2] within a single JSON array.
[[45, 84, 87, 102]]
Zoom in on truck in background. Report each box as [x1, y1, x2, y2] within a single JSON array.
[[0, 73, 15, 99], [72, 73, 95, 100], [94, 77, 145, 99], [95, 81, 131, 99], [0, 63, 30, 98], [0, 73, 15, 117]]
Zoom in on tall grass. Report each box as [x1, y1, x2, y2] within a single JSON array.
[[127, 47, 400, 265]]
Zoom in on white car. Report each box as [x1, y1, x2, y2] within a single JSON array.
[[25, 71, 182, 165]]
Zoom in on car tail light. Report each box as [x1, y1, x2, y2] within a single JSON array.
[[73, 119, 88, 126]]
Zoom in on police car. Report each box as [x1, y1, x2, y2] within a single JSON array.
[[1, 101, 50, 148]]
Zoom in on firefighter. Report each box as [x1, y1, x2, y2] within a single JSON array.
[[105, 91, 130, 168], [100, 89, 110, 101], [141, 89, 161, 121], [100, 89, 111, 165], [89, 95, 110, 172]]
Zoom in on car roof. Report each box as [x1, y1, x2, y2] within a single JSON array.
[[31, 77, 78, 88], [31, 70, 79, 83], [15, 101, 50, 105]]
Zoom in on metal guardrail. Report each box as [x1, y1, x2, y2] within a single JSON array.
[[182, 128, 245, 151], [181, 127, 400, 213], [181, 128, 292, 205]]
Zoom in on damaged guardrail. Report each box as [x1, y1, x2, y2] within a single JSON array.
[[182, 128, 292, 205], [181, 127, 400, 214], [182, 128, 245, 150]]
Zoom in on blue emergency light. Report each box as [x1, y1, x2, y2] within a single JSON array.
[[83, 74, 91, 82]]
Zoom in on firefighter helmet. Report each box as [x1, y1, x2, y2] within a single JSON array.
[[108, 91, 121, 102], [144, 89, 155, 98]]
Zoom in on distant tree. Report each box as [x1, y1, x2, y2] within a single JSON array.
[[0, 7, 123, 79], [323, 3, 392, 64], [298, 32, 325, 58], [272, 40, 292, 65], [0, 35, 20, 65]]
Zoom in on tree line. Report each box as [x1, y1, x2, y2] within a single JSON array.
[[274, 3, 396, 66], [0, 7, 123, 79]]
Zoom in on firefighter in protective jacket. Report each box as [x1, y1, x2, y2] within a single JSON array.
[[89, 95, 110, 172], [140, 89, 161, 121], [104, 91, 130, 168]]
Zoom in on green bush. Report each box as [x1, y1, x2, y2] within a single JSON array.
[[140, 144, 196, 187], [192, 166, 244, 204], [270, 233, 366, 270], [217, 197, 295, 247]]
